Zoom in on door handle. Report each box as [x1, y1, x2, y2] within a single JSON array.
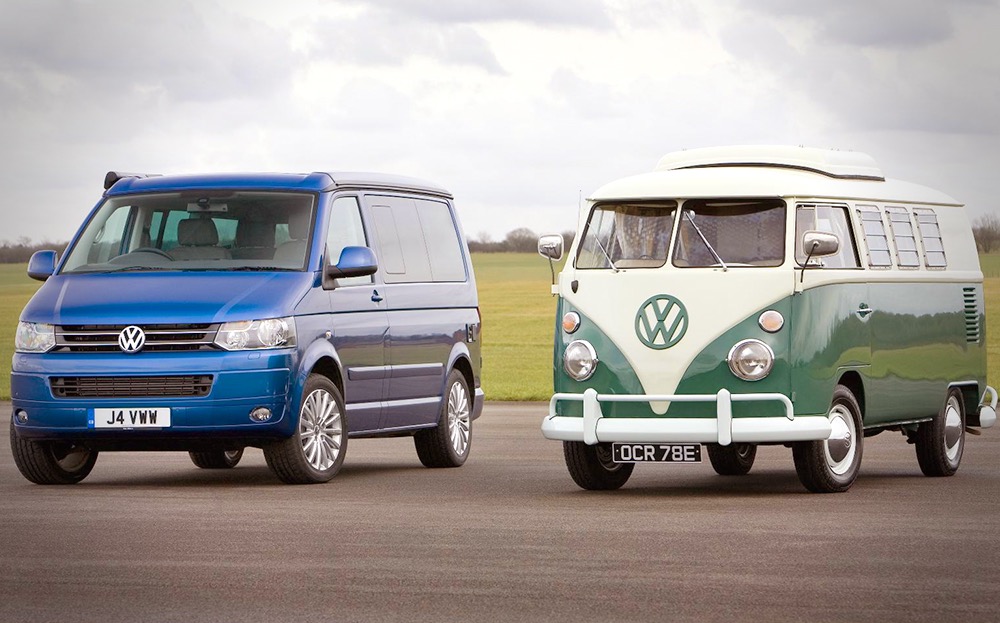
[[371, 289, 383, 303], [856, 303, 873, 319]]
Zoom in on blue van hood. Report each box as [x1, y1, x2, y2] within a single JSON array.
[[21, 272, 315, 325]]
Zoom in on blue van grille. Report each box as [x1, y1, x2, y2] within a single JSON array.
[[50, 375, 214, 398], [963, 288, 981, 343], [54, 324, 220, 352]]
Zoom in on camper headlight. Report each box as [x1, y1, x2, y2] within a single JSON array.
[[215, 317, 297, 351], [727, 339, 774, 381], [15, 322, 55, 353], [564, 340, 598, 381]]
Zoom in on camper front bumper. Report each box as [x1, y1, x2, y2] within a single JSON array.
[[542, 388, 833, 446]]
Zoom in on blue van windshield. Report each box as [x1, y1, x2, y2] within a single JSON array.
[[61, 191, 315, 273]]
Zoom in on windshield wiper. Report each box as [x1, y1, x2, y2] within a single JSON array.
[[100, 265, 169, 273], [594, 236, 620, 272], [684, 211, 728, 271]]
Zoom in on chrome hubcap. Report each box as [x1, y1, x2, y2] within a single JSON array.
[[944, 396, 963, 463], [825, 405, 856, 476], [299, 389, 343, 471], [447, 381, 471, 457]]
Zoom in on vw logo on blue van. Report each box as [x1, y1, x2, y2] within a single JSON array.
[[635, 295, 688, 350], [118, 326, 146, 353]]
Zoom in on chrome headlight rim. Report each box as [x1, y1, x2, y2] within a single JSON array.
[[563, 339, 599, 381], [727, 338, 775, 382], [15, 321, 56, 353], [214, 316, 298, 351]]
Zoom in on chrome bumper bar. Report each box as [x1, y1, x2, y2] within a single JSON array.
[[543, 388, 832, 446]]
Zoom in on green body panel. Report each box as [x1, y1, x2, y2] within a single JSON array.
[[667, 297, 792, 418], [553, 300, 653, 418], [553, 281, 987, 426]]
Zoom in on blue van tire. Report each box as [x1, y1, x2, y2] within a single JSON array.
[[707, 443, 756, 476], [915, 388, 965, 477], [563, 441, 634, 490], [792, 385, 863, 493], [414, 370, 472, 468], [9, 419, 98, 485], [189, 448, 244, 469], [263, 374, 347, 484]]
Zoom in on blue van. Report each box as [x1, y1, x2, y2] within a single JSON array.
[[10, 171, 483, 484]]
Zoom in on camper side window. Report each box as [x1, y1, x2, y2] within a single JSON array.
[[576, 202, 676, 269], [885, 207, 920, 268], [913, 208, 947, 268], [795, 204, 859, 268], [856, 205, 892, 268]]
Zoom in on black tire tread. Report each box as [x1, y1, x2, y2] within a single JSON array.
[[915, 388, 964, 477], [263, 375, 347, 484], [707, 443, 756, 476], [10, 419, 97, 485], [792, 385, 863, 494], [414, 370, 472, 468], [563, 441, 634, 490], [189, 449, 242, 469]]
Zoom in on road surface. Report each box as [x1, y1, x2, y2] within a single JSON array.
[[2, 402, 999, 622]]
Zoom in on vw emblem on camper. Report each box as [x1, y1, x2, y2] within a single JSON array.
[[118, 325, 146, 354], [635, 295, 688, 350]]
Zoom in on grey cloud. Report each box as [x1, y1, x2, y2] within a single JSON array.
[[348, 0, 611, 28], [0, 0, 295, 105], [311, 12, 504, 73]]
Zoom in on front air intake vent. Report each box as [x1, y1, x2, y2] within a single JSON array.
[[963, 287, 981, 344]]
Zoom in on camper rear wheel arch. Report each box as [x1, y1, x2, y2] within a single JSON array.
[[792, 385, 863, 493], [563, 441, 634, 490], [915, 387, 965, 477], [707, 443, 756, 476]]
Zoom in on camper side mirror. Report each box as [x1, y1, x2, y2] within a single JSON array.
[[326, 246, 378, 280], [801, 231, 840, 258], [537, 234, 564, 261], [27, 250, 57, 282]]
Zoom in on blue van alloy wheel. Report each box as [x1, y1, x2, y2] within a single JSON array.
[[264, 374, 348, 484], [414, 370, 472, 468]]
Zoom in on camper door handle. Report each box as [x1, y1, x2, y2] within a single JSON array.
[[856, 303, 873, 318]]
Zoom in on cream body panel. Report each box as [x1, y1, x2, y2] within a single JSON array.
[[558, 264, 792, 413]]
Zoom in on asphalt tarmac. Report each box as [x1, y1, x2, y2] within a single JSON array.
[[2, 402, 999, 623]]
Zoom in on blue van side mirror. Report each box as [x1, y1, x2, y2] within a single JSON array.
[[27, 250, 57, 282], [328, 246, 378, 279]]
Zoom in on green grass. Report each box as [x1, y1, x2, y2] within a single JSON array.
[[1, 254, 999, 400]]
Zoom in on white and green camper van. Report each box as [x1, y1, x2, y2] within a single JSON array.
[[538, 145, 996, 493]]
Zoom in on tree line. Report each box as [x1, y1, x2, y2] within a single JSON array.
[[467, 228, 575, 253], [0, 238, 67, 263]]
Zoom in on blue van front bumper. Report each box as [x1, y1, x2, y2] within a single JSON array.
[[10, 349, 296, 448]]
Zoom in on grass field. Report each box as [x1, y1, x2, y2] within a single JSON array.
[[1, 255, 998, 401]]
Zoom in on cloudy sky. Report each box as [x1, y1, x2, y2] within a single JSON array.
[[1, 0, 998, 244]]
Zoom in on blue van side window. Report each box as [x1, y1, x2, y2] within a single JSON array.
[[913, 208, 947, 268], [371, 204, 407, 277], [415, 199, 466, 282], [327, 196, 371, 286]]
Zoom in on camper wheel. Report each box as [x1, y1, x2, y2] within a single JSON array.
[[915, 387, 965, 477], [792, 385, 863, 493], [563, 441, 634, 490], [707, 443, 757, 476]]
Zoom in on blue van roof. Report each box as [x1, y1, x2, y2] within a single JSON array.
[[104, 171, 453, 198]]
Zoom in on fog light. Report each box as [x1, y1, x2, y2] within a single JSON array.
[[15, 409, 28, 423], [249, 407, 273, 422]]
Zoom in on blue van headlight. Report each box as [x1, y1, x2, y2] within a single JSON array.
[[214, 317, 297, 351], [15, 322, 55, 353]]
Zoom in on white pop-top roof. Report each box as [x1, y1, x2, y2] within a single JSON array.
[[655, 145, 884, 180], [591, 145, 960, 206]]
